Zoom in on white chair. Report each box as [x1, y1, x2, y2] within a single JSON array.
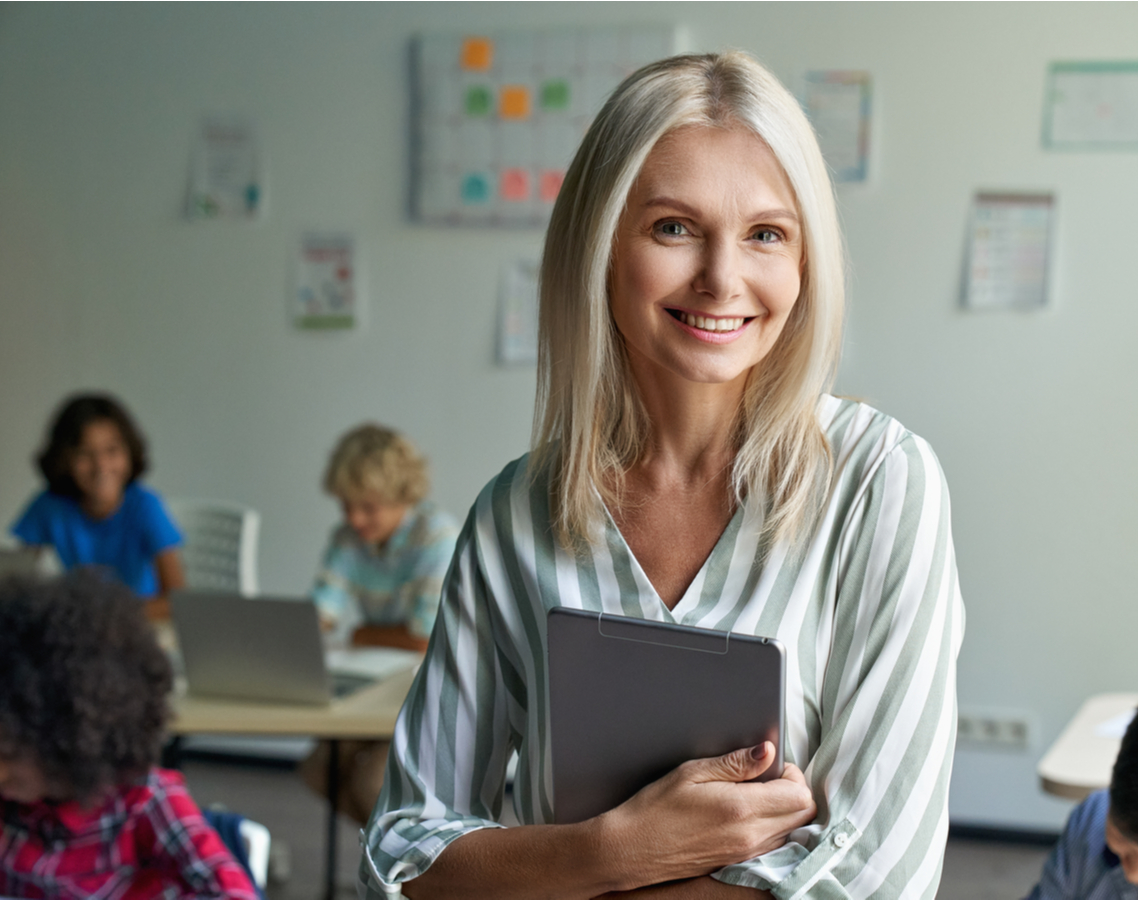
[[239, 818, 271, 890], [167, 498, 311, 760], [167, 499, 260, 596]]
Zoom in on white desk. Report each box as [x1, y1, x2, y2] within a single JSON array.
[[1038, 692, 1138, 800]]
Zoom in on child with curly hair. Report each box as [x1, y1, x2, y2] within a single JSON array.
[[0, 572, 257, 899]]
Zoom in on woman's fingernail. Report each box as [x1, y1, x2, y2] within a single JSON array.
[[750, 743, 770, 760]]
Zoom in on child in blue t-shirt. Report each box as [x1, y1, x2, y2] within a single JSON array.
[[9, 393, 184, 613]]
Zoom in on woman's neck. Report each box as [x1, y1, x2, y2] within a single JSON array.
[[631, 369, 745, 487]]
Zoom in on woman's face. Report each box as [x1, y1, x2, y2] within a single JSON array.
[[609, 125, 804, 394], [69, 418, 131, 514]]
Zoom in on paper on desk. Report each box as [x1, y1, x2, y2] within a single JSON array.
[[326, 647, 421, 682], [1095, 708, 1136, 738]]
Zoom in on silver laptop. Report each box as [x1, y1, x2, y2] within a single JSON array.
[[171, 591, 418, 706], [548, 607, 785, 824]]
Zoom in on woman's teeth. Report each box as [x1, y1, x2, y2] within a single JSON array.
[[678, 312, 745, 332]]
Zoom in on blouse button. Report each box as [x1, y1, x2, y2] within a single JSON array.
[[834, 832, 850, 847]]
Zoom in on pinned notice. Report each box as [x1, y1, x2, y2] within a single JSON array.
[[187, 117, 264, 220], [294, 234, 359, 330], [1045, 61, 1138, 149], [498, 259, 539, 364], [803, 71, 872, 182], [964, 193, 1054, 311]]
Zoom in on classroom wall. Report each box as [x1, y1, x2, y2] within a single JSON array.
[[3, 2, 1136, 832]]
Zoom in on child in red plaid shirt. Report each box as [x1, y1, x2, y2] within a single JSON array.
[[0, 572, 257, 899]]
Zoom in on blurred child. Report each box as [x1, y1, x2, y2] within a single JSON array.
[[9, 393, 184, 616], [311, 423, 458, 652], [303, 423, 458, 822], [0, 572, 257, 899], [1025, 710, 1138, 898]]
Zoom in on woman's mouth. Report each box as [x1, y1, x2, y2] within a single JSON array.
[[667, 309, 753, 334]]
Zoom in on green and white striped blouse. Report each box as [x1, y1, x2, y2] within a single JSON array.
[[360, 395, 965, 899]]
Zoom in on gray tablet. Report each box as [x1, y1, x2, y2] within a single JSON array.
[[548, 607, 785, 825]]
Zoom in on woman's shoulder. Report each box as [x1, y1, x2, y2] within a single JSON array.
[[819, 394, 936, 462], [461, 453, 543, 532], [817, 394, 947, 508]]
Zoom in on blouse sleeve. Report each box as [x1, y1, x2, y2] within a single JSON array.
[[359, 496, 516, 893], [715, 433, 965, 899]]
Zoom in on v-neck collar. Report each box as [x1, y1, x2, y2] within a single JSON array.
[[597, 496, 752, 622]]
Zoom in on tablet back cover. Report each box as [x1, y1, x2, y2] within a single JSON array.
[[548, 607, 785, 825]]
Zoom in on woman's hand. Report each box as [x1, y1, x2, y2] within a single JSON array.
[[596, 742, 815, 891], [400, 743, 812, 900]]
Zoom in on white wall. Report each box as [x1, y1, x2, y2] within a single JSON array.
[[3, 2, 1136, 831]]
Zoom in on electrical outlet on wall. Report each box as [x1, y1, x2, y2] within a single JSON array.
[[957, 709, 1032, 749]]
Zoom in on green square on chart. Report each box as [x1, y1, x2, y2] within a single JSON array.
[[465, 85, 493, 116], [540, 80, 570, 111]]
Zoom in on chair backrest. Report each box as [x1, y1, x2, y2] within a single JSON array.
[[168, 499, 260, 596]]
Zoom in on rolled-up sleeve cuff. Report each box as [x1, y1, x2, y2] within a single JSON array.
[[358, 819, 503, 894], [712, 819, 861, 900]]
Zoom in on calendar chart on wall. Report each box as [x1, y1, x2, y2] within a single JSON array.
[[410, 27, 676, 228]]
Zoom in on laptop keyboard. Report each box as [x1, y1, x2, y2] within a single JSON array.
[[330, 672, 375, 698]]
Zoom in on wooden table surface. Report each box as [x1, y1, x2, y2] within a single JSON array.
[[167, 665, 418, 739]]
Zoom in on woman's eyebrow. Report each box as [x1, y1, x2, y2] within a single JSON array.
[[641, 196, 800, 223]]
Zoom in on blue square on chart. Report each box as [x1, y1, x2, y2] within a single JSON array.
[[461, 173, 491, 204]]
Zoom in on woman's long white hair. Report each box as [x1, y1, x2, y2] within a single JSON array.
[[532, 51, 845, 549]]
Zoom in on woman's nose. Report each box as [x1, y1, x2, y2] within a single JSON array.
[[695, 238, 743, 302]]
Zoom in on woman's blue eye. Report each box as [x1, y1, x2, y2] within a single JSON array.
[[753, 229, 780, 243], [659, 222, 687, 236]]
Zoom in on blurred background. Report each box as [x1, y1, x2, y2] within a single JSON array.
[[3, 2, 1136, 839]]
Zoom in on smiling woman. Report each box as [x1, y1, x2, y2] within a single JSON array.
[[361, 52, 963, 900], [610, 126, 804, 393]]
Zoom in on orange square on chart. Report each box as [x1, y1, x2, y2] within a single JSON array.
[[499, 85, 531, 120], [461, 37, 493, 72], [500, 168, 531, 201]]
